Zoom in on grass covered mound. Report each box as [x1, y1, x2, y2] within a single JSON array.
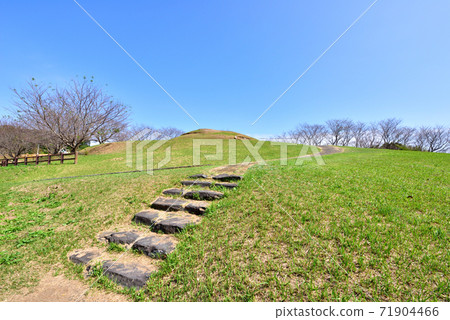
[[0, 145, 448, 301], [176, 128, 255, 140], [0, 133, 309, 183]]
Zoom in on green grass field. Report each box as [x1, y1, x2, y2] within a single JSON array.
[[0, 139, 448, 301]]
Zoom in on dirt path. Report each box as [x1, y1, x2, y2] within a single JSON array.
[[5, 272, 130, 302]]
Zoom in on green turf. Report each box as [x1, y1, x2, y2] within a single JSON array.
[[0, 145, 448, 301], [141, 148, 449, 301], [0, 139, 309, 183]]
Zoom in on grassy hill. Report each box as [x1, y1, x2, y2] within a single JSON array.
[[0, 130, 307, 183], [0, 132, 448, 301]]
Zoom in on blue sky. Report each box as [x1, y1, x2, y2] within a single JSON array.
[[1, 0, 449, 138]]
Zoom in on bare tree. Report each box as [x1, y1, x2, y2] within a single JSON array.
[[36, 130, 65, 154], [13, 78, 129, 163], [414, 127, 429, 151], [360, 122, 381, 148], [0, 119, 34, 159], [297, 123, 327, 146], [326, 119, 345, 146], [398, 127, 416, 146], [341, 119, 354, 146], [352, 121, 367, 148], [378, 118, 402, 144], [159, 127, 184, 139], [93, 119, 128, 144], [424, 126, 448, 152]]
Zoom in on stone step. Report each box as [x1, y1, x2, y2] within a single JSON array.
[[132, 235, 177, 259], [189, 174, 208, 179], [69, 249, 157, 289], [133, 209, 201, 234], [184, 201, 209, 215], [212, 174, 243, 181], [150, 197, 209, 215], [162, 188, 224, 201], [69, 249, 101, 265], [184, 190, 224, 201], [104, 231, 140, 246], [181, 180, 238, 189], [100, 231, 178, 259], [151, 197, 188, 211], [102, 260, 152, 289], [162, 188, 184, 196]]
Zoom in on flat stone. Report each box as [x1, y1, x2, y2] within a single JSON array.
[[105, 231, 139, 245], [189, 174, 208, 179], [184, 190, 224, 201], [133, 210, 201, 234], [181, 180, 212, 187], [185, 201, 209, 215], [69, 250, 100, 265], [153, 214, 201, 233], [181, 180, 238, 189], [212, 174, 243, 181], [151, 197, 188, 211], [102, 261, 152, 289], [132, 235, 177, 259], [162, 188, 184, 196], [133, 210, 161, 226]]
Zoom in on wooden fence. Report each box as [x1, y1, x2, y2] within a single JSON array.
[[0, 153, 77, 167]]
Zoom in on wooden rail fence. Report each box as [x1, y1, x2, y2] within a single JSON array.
[[0, 153, 76, 167]]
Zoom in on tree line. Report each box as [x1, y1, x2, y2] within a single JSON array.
[[274, 118, 449, 153], [0, 78, 184, 161]]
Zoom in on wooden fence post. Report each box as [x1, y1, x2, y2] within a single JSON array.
[[24, 157, 28, 165], [74, 151, 78, 164], [47, 154, 51, 165], [60, 153, 64, 164], [36, 155, 39, 165]]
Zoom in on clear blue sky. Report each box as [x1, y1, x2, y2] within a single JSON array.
[[1, 0, 449, 138]]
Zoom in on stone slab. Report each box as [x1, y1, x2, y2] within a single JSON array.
[[212, 174, 243, 181], [132, 235, 177, 259], [69, 250, 100, 265], [183, 190, 224, 201], [189, 174, 208, 179], [162, 188, 184, 196], [105, 231, 139, 245], [184, 201, 209, 215], [133, 210, 201, 234], [102, 260, 152, 289], [151, 197, 188, 211], [181, 180, 238, 189]]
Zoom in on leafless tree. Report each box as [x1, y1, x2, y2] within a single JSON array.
[[93, 120, 128, 144], [378, 118, 402, 144], [360, 122, 381, 148], [398, 127, 416, 146], [13, 78, 129, 163], [352, 121, 367, 148], [0, 119, 34, 159], [424, 126, 448, 152], [36, 130, 65, 154], [341, 119, 354, 146], [159, 127, 184, 139], [414, 127, 428, 151], [274, 131, 291, 143], [297, 123, 327, 146], [326, 119, 345, 146]]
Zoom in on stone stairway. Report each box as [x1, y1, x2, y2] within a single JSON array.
[[68, 173, 242, 290]]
